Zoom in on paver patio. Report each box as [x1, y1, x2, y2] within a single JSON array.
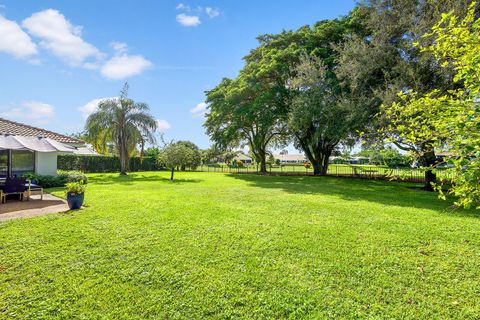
[[0, 194, 68, 221]]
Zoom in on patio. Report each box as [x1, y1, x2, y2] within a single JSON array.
[[0, 194, 68, 222]]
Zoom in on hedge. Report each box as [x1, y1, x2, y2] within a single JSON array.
[[58, 155, 161, 173]]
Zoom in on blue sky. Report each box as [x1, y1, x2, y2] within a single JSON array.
[[0, 0, 355, 149]]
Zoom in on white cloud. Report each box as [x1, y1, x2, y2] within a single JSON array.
[[0, 101, 55, 125], [176, 13, 201, 27], [101, 54, 152, 80], [205, 7, 220, 18], [0, 15, 37, 59], [22, 9, 102, 67], [110, 41, 128, 54], [78, 97, 116, 119], [176, 3, 190, 11], [190, 102, 207, 115], [156, 119, 171, 132]]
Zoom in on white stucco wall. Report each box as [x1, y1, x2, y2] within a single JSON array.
[[35, 152, 58, 176]]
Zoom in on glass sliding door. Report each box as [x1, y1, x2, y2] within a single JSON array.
[[11, 150, 35, 177], [0, 150, 7, 177]]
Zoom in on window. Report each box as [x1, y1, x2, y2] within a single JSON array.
[[0, 150, 7, 177], [11, 150, 34, 177]]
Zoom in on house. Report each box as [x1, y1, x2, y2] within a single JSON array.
[[234, 153, 253, 164], [274, 154, 306, 164], [0, 118, 87, 176]]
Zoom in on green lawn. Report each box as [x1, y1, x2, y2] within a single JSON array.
[[1, 172, 479, 319]]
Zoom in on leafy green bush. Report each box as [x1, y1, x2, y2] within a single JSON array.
[[58, 154, 160, 173], [22, 171, 88, 188], [36, 175, 64, 188], [57, 170, 88, 184], [65, 181, 86, 195]]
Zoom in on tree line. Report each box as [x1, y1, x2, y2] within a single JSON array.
[[203, 0, 480, 208]]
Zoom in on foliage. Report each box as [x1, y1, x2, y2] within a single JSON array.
[[336, 0, 477, 188], [144, 147, 161, 158], [85, 83, 157, 175], [391, 3, 480, 208], [357, 146, 412, 167], [65, 181, 86, 195], [157, 142, 201, 180], [22, 171, 88, 188], [204, 71, 288, 173], [58, 155, 160, 173], [57, 170, 89, 184], [200, 145, 225, 164], [1, 172, 479, 318], [174, 141, 202, 170]]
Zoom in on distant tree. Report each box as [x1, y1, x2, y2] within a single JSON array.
[[201, 146, 221, 164], [174, 141, 201, 170], [222, 150, 239, 164], [357, 146, 411, 167], [85, 83, 157, 175], [145, 147, 161, 158], [204, 75, 287, 173], [157, 142, 198, 180]]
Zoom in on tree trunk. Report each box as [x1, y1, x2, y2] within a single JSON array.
[[421, 150, 437, 191], [118, 134, 129, 175], [312, 161, 322, 175], [170, 168, 175, 180], [119, 147, 128, 175], [258, 149, 267, 174], [312, 150, 332, 176]]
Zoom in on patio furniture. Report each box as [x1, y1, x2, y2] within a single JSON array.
[[3, 177, 27, 203], [25, 180, 43, 201]]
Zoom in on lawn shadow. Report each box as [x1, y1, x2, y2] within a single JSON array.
[[227, 174, 478, 217], [158, 177, 203, 183], [88, 173, 203, 185], [88, 173, 168, 185]]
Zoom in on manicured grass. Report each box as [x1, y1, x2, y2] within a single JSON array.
[[0, 172, 479, 319]]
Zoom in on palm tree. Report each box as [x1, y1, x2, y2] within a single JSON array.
[[85, 83, 157, 175]]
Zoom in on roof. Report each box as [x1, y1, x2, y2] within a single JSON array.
[[0, 118, 84, 145], [73, 145, 98, 156], [274, 154, 306, 161], [234, 153, 252, 161]]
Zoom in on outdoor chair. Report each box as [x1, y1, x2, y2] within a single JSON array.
[[25, 179, 44, 201], [3, 177, 27, 203]]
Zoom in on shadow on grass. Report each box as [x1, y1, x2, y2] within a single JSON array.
[[227, 174, 478, 217], [88, 173, 203, 185], [158, 177, 203, 183]]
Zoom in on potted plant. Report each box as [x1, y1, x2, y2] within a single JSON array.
[[66, 181, 86, 210]]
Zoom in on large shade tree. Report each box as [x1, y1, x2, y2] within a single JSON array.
[[204, 72, 288, 173], [85, 83, 157, 175], [205, 11, 365, 174], [336, 0, 478, 189], [287, 13, 369, 175]]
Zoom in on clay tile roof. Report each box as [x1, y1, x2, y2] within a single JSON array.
[[0, 118, 84, 144]]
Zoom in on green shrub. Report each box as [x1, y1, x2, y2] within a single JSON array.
[[58, 155, 160, 173], [65, 181, 86, 195], [57, 170, 88, 184], [36, 175, 64, 188], [22, 170, 88, 188]]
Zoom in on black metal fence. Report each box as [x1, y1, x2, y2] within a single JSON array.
[[59, 154, 452, 183], [192, 164, 453, 183]]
